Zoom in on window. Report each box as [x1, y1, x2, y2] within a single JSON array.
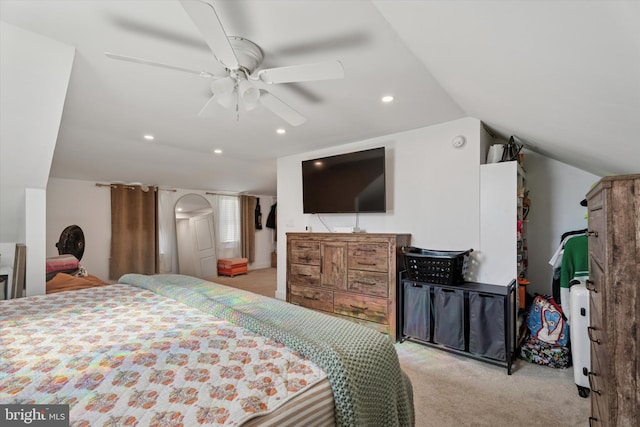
[[218, 195, 239, 244]]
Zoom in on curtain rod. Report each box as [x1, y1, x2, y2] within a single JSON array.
[[205, 192, 275, 198], [95, 183, 176, 192]]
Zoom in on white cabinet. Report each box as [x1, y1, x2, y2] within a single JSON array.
[[478, 161, 527, 290]]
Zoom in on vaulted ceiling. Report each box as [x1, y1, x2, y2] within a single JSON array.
[[1, 1, 638, 195]]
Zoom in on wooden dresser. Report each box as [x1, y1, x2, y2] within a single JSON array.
[[286, 232, 410, 341], [585, 174, 639, 426]]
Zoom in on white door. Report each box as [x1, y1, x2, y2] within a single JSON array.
[[190, 213, 217, 278]]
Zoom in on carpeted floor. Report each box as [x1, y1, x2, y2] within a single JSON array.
[[396, 341, 590, 426], [206, 267, 277, 298], [209, 268, 591, 426]]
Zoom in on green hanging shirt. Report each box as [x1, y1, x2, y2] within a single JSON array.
[[560, 234, 589, 288]]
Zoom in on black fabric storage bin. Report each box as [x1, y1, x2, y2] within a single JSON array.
[[433, 288, 465, 350], [403, 282, 430, 341], [468, 292, 505, 360]]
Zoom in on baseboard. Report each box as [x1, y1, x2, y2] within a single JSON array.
[[249, 262, 272, 270]]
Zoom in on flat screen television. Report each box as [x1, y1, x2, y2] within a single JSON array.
[[302, 147, 386, 214]]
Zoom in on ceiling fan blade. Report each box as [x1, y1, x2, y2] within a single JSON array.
[[256, 60, 344, 84], [258, 91, 307, 126], [105, 52, 218, 78], [179, 0, 239, 70], [198, 95, 219, 117]]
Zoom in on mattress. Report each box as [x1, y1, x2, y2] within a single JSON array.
[[0, 284, 331, 426]]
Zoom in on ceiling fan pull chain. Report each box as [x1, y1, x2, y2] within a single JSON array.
[[235, 80, 240, 121]]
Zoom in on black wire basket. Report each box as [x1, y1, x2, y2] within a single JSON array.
[[402, 246, 473, 285]]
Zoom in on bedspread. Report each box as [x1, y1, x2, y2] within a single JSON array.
[[0, 284, 325, 426], [120, 274, 415, 427]]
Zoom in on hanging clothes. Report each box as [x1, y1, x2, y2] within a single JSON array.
[[266, 203, 277, 229], [559, 234, 589, 312], [255, 198, 263, 230], [549, 228, 587, 306]]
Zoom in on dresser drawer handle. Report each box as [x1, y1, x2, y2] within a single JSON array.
[[586, 280, 598, 293], [589, 416, 599, 426], [587, 326, 601, 344], [303, 295, 319, 301], [349, 304, 368, 311], [587, 371, 601, 395], [356, 281, 378, 286], [357, 262, 377, 266], [587, 230, 598, 238]]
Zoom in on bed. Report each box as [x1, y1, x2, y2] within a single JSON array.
[[0, 274, 414, 426]]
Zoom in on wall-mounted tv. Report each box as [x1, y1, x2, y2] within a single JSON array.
[[302, 147, 386, 214]]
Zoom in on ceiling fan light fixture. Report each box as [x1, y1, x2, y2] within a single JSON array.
[[217, 89, 238, 110], [211, 77, 235, 96], [239, 79, 260, 111]]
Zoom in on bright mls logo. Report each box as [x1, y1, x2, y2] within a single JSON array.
[[1, 405, 68, 426]]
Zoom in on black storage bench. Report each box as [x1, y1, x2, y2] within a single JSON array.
[[400, 277, 517, 374]]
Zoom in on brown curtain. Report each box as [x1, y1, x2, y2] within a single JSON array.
[[240, 195, 256, 263], [109, 184, 158, 280]]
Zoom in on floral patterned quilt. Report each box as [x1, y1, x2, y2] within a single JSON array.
[[0, 284, 326, 426]]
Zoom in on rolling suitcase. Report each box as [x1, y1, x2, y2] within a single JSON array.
[[569, 283, 590, 398]]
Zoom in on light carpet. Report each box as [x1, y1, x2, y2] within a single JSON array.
[[208, 268, 591, 426]]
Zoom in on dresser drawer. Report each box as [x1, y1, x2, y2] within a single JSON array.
[[348, 243, 389, 271], [347, 270, 388, 297], [588, 259, 603, 311], [290, 264, 321, 287], [289, 285, 333, 313], [334, 291, 388, 324], [348, 243, 389, 272], [587, 206, 605, 266], [589, 347, 609, 425], [290, 251, 321, 265], [290, 240, 321, 265]]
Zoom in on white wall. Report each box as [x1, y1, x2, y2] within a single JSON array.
[[276, 117, 483, 299], [46, 179, 111, 280], [0, 23, 75, 295], [523, 150, 600, 296], [46, 178, 275, 281]]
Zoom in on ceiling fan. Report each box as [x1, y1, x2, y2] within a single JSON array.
[[105, 0, 345, 126]]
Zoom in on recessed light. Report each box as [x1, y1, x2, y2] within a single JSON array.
[[381, 95, 394, 103], [143, 134, 155, 140], [213, 149, 223, 154], [276, 128, 286, 135]]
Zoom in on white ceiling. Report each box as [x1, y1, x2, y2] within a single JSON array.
[[1, 1, 638, 196]]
